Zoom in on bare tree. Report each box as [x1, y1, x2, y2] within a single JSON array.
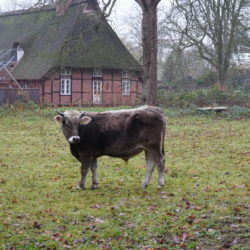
[[164, 0, 249, 89], [162, 48, 212, 84], [135, 0, 161, 105], [0, 0, 117, 17], [0, 0, 34, 12], [118, 6, 143, 63], [119, 4, 168, 83]]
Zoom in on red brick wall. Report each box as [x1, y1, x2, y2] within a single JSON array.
[[15, 68, 143, 106]]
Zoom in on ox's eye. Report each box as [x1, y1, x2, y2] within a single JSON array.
[[66, 123, 72, 128], [63, 121, 72, 128]]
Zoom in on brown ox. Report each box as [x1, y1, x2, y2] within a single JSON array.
[[54, 106, 166, 189]]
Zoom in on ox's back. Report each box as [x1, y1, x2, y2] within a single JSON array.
[[75, 106, 166, 160]]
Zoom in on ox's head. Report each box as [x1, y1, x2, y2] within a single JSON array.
[[54, 110, 92, 144]]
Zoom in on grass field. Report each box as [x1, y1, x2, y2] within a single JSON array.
[[0, 107, 249, 249]]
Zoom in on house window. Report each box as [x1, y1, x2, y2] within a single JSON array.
[[122, 80, 131, 96], [93, 69, 102, 77], [93, 80, 102, 104], [122, 71, 131, 78], [61, 79, 71, 95], [61, 68, 71, 75], [24, 82, 28, 89]]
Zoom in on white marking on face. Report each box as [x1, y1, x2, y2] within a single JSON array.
[[68, 136, 80, 144]]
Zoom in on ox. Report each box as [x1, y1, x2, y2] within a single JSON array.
[[54, 106, 166, 189]]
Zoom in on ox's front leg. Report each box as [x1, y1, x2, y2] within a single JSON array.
[[79, 157, 91, 189], [90, 158, 99, 189]]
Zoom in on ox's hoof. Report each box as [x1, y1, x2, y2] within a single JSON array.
[[157, 184, 165, 189], [141, 183, 148, 190], [91, 184, 99, 190], [78, 183, 86, 190]]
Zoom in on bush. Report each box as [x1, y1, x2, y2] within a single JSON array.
[[0, 101, 40, 118], [196, 71, 216, 85], [221, 106, 250, 119], [227, 67, 250, 90], [158, 86, 250, 108]]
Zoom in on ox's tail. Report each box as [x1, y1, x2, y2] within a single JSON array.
[[162, 117, 166, 156]]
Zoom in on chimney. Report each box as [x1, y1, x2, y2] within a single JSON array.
[[56, 0, 73, 16]]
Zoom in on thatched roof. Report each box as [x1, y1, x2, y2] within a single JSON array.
[[0, 0, 142, 80]]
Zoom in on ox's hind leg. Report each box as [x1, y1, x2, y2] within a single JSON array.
[[156, 154, 165, 188], [142, 151, 156, 189], [90, 158, 99, 189]]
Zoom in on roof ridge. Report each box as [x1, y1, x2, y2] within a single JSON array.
[[0, 0, 88, 18]]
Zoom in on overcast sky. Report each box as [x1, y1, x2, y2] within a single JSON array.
[[0, 0, 136, 33], [0, 0, 140, 16], [0, 0, 169, 36]]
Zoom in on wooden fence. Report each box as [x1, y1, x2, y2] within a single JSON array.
[[0, 88, 40, 106]]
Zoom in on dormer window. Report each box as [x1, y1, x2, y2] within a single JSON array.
[[61, 68, 71, 75], [93, 69, 102, 77], [122, 71, 131, 78], [12, 43, 24, 62], [17, 46, 24, 61]]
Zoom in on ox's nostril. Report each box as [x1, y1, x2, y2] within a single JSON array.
[[68, 136, 80, 144], [74, 137, 80, 142]]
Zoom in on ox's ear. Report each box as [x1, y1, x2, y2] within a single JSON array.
[[54, 115, 63, 125], [80, 116, 92, 125]]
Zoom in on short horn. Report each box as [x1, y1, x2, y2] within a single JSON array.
[[56, 111, 64, 116]]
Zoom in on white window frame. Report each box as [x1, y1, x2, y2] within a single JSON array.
[[93, 69, 102, 77], [93, 80, 102, 104], [60, 79, 71, 95], [122, 80, 131, 96], [16, 45, 24, 62], [61, 68, 71, 76], [122, 71, 131, 78]]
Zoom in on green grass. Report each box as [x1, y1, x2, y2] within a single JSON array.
[[0, 107, 249, 249]]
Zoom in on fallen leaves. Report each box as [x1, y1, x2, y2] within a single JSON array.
[[187, 215, 196, 225], [73, 237, 87, 244], [159, 191, 175, 199], [125, 222, 136, 229], [52, 232, 61, 241], [95, 218, 104, 224], [0, 178, 6, 184], [90, 203, 102, 209], [156, 232, 198, 249], [11, 198, 17, 204], [33, 221, 42, 229], [233, 207, 241, 213]]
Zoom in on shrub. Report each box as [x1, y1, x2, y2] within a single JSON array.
[[0, 101, 40, 118], [158, 86, 250, 108], [221, 106, 250, 119]]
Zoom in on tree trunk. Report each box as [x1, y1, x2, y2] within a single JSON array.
[[216, 63, 228, 91], [135, 0, 161, 106]]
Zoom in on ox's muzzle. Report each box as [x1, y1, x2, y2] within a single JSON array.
[[68, 136, 80, 144]]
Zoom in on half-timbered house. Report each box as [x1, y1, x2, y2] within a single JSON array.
[[0, 0, 143, 106]]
